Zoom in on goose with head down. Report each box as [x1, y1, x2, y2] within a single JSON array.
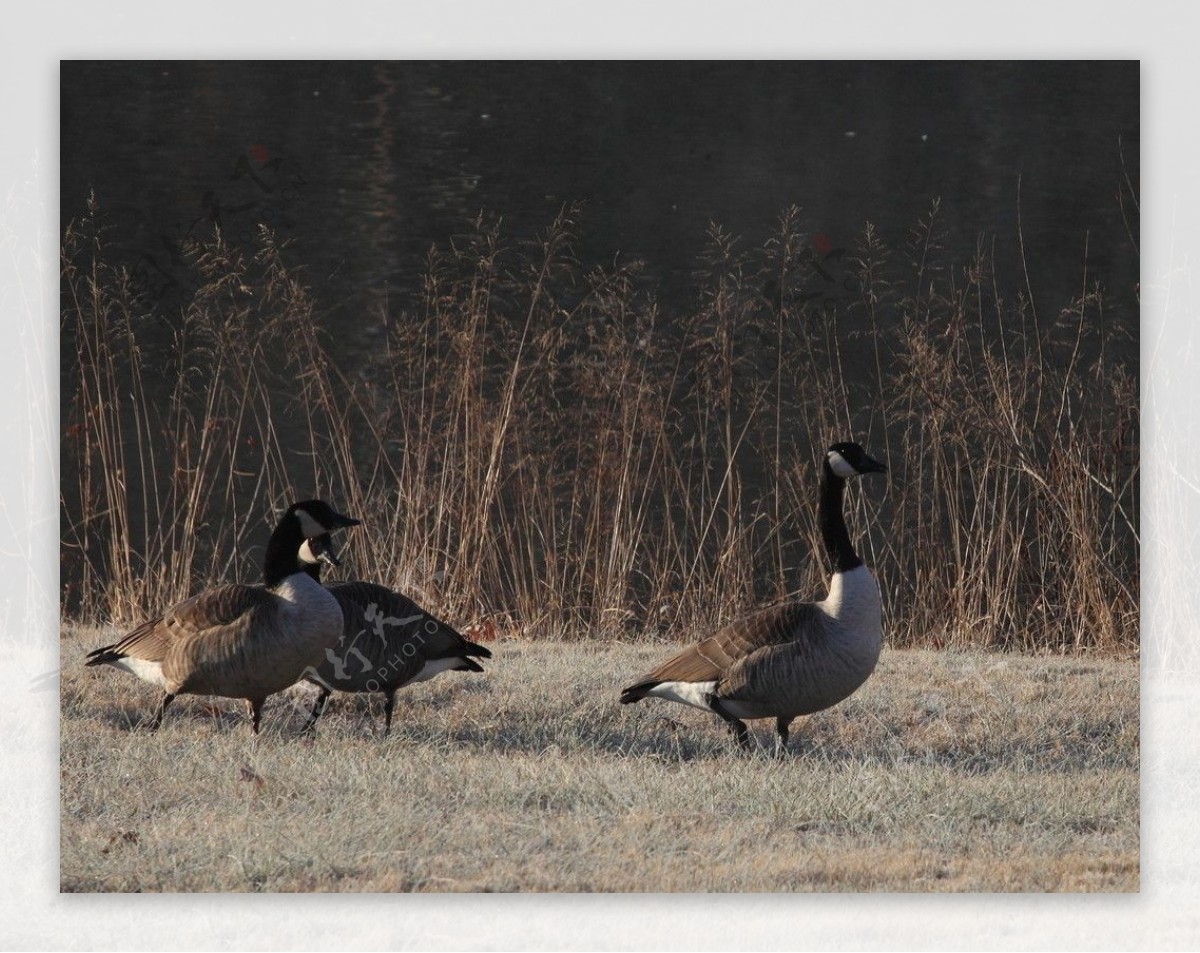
[[294, 568, 492, 735]]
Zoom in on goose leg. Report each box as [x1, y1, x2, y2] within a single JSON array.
[[707, 695, 752, 752], [383, 688, 397, 736], [302, 688, 331, 734], [148, 692, 175, 730], [774, 717, 793, 759], [246, 698, 264, 735]]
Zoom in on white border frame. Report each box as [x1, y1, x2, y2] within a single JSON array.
[[6, 2, 1198, 948]]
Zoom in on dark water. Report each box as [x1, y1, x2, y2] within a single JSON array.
[[61, 60, 1139, 358]]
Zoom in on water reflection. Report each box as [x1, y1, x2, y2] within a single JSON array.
[[61, 60, 1139, 368]]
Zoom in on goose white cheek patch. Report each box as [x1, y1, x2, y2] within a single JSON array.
[[827, 450, 858, 478]]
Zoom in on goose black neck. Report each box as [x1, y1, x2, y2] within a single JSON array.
[[820, 462, 863, 573], [262, 517, 305, 588]]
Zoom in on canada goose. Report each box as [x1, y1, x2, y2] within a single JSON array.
[[296, 574, 492, 735], [84, 500, 361, 734], [620, 441, 887, 755]]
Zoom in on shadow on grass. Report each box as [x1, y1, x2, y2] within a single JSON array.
[[293, 687, 751, 761], [74, 679, 1134, 776], [85, 697, 282, 736], [83, 701, 1135, 776]]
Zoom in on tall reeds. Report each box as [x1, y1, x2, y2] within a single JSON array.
[[60, 198, 1138, 652]]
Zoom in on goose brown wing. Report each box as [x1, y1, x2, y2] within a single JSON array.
[[84, 615, 170, 666], [164, 585, 275, 633], [623, 601, 816, 696], [86, 585, 272, 665], [167, 585, 309, 697]]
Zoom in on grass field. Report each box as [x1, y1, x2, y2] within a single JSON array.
[[59, 626, 1138, 893]]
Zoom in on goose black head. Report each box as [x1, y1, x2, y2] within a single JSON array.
[[290, 500, 360, 574], [289, 500, 361, 538], [264, 500, 361, 587], [825, 442, 887, 479]]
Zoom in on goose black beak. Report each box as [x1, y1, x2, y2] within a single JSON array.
[[330, 512, 361, 530], [864, 457, 888, 474], [316, 543, 343, 568], [307, 532, 345, 568]]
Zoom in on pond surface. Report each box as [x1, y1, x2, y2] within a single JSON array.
[[61, 60, 1139, 363]]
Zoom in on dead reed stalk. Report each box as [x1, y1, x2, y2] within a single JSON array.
[[60, 199, 1138, 651]]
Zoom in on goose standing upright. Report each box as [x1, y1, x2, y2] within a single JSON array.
[[620, 442, 887, 754], [85, 500, 360, 733]]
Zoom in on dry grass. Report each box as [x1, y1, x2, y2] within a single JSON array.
[[60, 200, 1138, 652], [61, 626, 1138, 893]]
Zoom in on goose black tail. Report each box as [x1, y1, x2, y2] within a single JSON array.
[[619, 681, 656, 705], [84, 645, 123, 667], [462, 639, 492, 660]]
